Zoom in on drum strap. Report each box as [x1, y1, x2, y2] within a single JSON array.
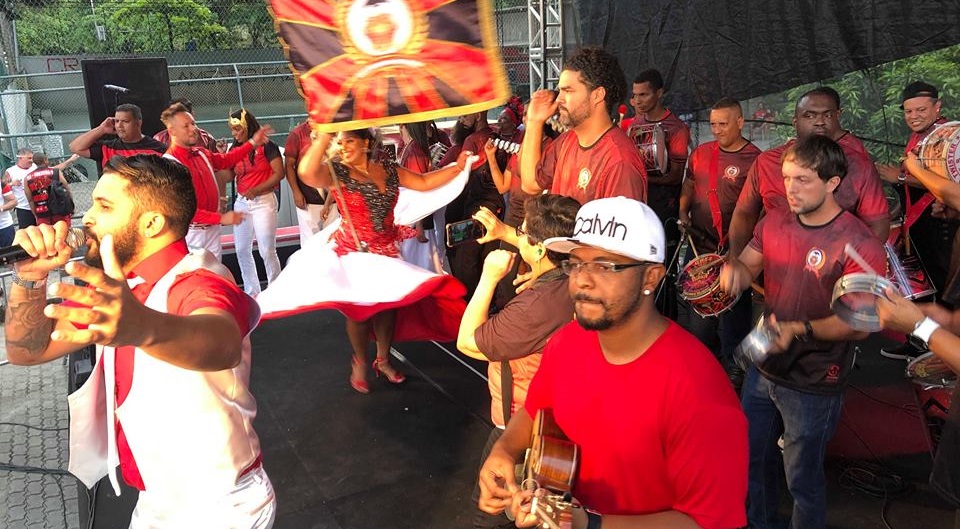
[[905, 191, 935, 230], [708, 143, 726, 249]]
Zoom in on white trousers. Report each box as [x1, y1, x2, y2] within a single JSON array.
[[295, 203, 340, 245], [186, 224, 222, 262], [234, 193, 282, 296], [399, 209, 448, 273], [128, 466, 276, 529]]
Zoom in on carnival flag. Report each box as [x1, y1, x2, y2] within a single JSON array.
[[269, 0, 510, 133]]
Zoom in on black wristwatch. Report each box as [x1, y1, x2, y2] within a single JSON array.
[[796, 321, 814, 342]]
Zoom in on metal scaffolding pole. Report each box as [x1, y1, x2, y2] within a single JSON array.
[[527, 0, 563, 96]]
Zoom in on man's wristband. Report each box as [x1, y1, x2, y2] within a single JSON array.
[[12, 270, 47, 289], [795, 320, 814, 342], [911, 317, 940, 347]]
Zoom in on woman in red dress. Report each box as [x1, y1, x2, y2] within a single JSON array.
[[257, 127, 473, 394]]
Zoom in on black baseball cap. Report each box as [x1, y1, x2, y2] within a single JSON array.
[[901, 81, 939, 108]]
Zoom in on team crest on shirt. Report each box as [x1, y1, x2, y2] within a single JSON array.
[[577, 167, 591, 190], [723, 165, 740, 181], [805, 248, 826, 274]]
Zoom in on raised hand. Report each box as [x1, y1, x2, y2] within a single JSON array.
[[44, 235, 153, 347], [473, 206, 507, 244], [250, 125, 275, 147], [527, 89, 560, 124]]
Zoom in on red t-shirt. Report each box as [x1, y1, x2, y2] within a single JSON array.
[[67, 240, 256, 490], [525, 321, 748, 528], [749, 210, 887, 393], [686, 140, 762, 251], [166, 143, 254, 225], [535, 127, 647, 204], [284, 122, 325, 205], [736, 134, 889, 226], [232, 141, 281, 194], [400, 141, 431, 173], [505, 131, 541, 228], [90, 136, 166, 168]]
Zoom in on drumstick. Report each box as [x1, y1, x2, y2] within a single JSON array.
[[844, 243, 878, 276]]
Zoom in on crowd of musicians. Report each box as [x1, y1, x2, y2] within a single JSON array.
[[4, 44, 960, 529]]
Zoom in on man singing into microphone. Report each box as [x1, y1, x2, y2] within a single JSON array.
[[69, 103, 166, 169], [4, 154, 275, 528]]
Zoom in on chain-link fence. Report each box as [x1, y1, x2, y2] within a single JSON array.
[[0, 0, 533, 177]]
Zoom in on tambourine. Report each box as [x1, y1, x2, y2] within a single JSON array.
[[627, 122, 667, 174], [830, 273, 898, 332], [677, 253, 740, 317], [734, 314, 779, 368], [916, 120, 960, 182]]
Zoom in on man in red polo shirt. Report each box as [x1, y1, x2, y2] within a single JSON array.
[[678, 98, 761, 383], [69, 103, 166, 169], [519, 47, 647, 205], [160, 102, 273, 261], [5, 154, 274, 528], [728, 87, 889, 259]]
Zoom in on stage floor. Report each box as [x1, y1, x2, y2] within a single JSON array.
[[7, 306, 958, 528]]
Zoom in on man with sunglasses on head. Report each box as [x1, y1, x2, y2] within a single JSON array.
[[478, 196, 747, 529]]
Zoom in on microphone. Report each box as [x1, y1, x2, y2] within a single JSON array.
[[618, 104, 627, 124], [0, 227, 88, 266], [103, 84, 130, 94]]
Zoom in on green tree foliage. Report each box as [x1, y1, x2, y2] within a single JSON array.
[[101, 0, 227, 53], [13, 0, 279, 54], [778, 44, 960, 164], [15, 3, 98, 55]]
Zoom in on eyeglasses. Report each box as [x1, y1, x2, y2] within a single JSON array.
[[516, 224, 526, 237], [560, 260, 649, 275]]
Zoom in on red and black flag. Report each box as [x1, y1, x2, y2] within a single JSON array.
[[270, 0, 510, 133]]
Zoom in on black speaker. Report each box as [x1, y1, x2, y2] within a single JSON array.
[[81, 58, 171, 137]]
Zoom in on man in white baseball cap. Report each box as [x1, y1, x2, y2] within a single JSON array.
[[477, 196, 748, 529]]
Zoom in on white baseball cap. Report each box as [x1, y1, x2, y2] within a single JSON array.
[[544, 196, 665, 263]]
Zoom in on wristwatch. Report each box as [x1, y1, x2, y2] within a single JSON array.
[[12, 270, 47, 289], [911, 317, 941, 347], [795, 321, 814, 342]]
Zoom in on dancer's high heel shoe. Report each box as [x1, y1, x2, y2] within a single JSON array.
[[372, 357, 406, 384], [350, 357, 370, 394]]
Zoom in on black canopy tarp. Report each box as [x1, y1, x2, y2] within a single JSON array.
[[573, 0, 960, 111]]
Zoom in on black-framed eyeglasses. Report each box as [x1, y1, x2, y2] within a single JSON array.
[[560, 260, 649, 275], [516, 224, 526, 237]]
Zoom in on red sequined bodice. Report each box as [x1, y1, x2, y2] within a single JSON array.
[[332, 160, 411, 257]]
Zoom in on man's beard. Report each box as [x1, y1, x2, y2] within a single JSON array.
[[560, 103, 590, 129], [84, 227, 140, 270], [573, 288, 645, 331]]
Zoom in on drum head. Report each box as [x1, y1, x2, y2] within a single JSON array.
[[907, 352, 957, 388], [631, 123, 668, 174], [919, 121, 960, 182], [678, 253, 739, 317]]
